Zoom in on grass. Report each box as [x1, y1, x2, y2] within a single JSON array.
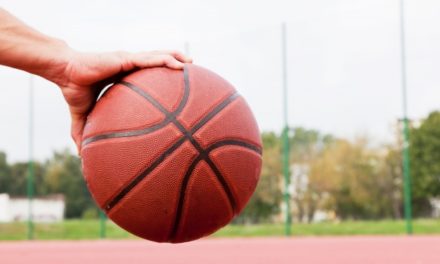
[[214, 219, 440, 237], [1, 219, 440, 241], [0, 220, 134, 240]]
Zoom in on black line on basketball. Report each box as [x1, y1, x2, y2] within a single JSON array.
[[168, 139, 262, 241], [82, 120, 170, 146], [206, 139, 262, 155], [82, 66, 190, 146], [168, 155, 203, 241], [174, 66, 190, 114], [190, 93, 239, 134], [114, 80, 240, 212], [104, 67, 239, 211], [105, 136, 187, 210], [172, 117, 238, 215]]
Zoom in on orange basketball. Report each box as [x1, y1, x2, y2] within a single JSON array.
[[81, 64, 262, 243]]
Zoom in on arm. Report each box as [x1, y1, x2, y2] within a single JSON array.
[[0, 8, 191, 152]]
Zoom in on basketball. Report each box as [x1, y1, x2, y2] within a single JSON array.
[[80, 64, 262, 243]]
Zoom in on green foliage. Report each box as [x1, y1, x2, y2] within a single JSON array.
[[235, 132, 282, 223], [377, 146, 403, 219], [0, 152, 11, 194], [311, 138, 404, 220], [289, 127, 321, 162], [288, 127, 334, 222], [0, 149, 94, 219], [45, 149, 94, 218], [410, 111, 440, 216], [5, 161, 46, 196], [82, 207, 99, 219]]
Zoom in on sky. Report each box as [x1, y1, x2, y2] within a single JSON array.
[[0, 0, 439, 162]]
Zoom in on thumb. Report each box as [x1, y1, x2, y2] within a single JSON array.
[[71, 115, 86, 156]]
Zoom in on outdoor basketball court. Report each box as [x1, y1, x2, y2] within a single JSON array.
[[2, 236, 440, 264]]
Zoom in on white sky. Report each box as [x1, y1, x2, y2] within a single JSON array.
[[0, 0, 439, 162]]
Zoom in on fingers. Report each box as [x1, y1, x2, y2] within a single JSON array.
[[150, 50, 192, 63], [130, 50, 192, 70], [131, 54, 182, 69], [171, 50, 192, 63]]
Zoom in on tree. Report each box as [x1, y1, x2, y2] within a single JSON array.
[[378, 145, 403, 219], [410, 111, 440, 216], [0, 152, 11, 194], [235, 132, 283, 223], [309, 137, 401, 220], [289, 127, 333, 222], [45, 149, 95, 218], [7, 161, 46, 196]]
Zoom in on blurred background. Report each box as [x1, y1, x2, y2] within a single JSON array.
[[1, 0, 440, 240]]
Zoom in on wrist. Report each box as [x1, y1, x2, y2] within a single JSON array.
[[36, 38, 75, 86]]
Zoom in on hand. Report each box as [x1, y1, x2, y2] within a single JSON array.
[[58, 50, 192, 154], [0, 9, 192, 154]]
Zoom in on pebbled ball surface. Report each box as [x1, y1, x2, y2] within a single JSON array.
[[81, 64, 262, 243]]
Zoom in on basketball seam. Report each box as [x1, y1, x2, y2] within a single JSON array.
[[82, 68, 190, 146], [104, 92, 239, 211], [170, 119, 238, 215], [112, 83, 238, 212], [103, 66, 240, 211], [82, 119, 170, 146], [105, 136, 187, 210], [119, 75, 239, 216], [168, 140, 261, 241]]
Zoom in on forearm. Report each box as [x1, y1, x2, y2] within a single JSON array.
[[0, 8, 71, 84]]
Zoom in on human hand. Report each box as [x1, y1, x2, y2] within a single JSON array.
[[57, 50, 192, 154], [0, 9, 193, 154]]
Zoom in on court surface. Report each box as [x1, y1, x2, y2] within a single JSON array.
[[1, 236, 440, 264]]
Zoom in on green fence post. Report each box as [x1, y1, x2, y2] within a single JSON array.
[[27, 75, 35, 240], [402, 119, 413, 234], [281, 22, 291, 236], [99, 210, 107, 239], [399, 0, 413, 234]]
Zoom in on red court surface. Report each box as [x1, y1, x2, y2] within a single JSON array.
[[1, 236, 440, 264]]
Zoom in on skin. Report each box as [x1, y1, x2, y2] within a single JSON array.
[[0, 8, 192, 153]]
